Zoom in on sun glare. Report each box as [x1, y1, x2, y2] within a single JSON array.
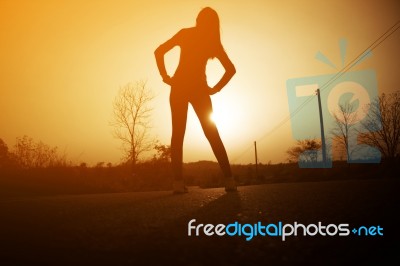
[[210, 110, 232, 126], [210, 112, 217, 123], [209, 106, 236, 133]]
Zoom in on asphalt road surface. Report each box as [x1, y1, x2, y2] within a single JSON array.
[[1, 178, 399, 265]]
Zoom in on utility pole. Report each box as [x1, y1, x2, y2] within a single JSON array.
[[316, 89, 327, 166], [254, 141, 258, 177]]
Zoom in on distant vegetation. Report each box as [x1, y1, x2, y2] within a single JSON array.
[[0, 135, 398, 198], [287, 91, 400, 164], [1, 92, 399, 197]]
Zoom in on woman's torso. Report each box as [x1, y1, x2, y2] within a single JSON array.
[[172, 27, 210, 90]]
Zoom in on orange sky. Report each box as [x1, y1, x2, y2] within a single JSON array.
[[0, 0, 399, 165]]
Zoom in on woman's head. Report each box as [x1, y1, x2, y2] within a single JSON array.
[[196, 7, 219, 30], [196, 7, 223, 58]]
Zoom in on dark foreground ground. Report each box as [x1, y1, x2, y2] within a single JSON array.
[[1, 177, 399, 265]]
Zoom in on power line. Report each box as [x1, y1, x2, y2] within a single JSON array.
[[318, 20, 400, 94], [231, 20, 400, 163]]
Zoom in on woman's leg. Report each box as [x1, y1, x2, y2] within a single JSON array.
[[191, 94, 232, 178], [170, 92, 189, 181]]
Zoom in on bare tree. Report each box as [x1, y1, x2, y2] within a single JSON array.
[[359, 91, 400, 160], [111, 81, 155, 172], [286, 138, 322, 163], [331, 102, 359, 161]]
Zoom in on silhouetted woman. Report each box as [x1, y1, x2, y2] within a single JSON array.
[[155, 7, 236, 193]]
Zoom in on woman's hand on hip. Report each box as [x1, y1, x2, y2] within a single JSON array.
[[163, 75, 173, 86], [209, 85, 221, 95]]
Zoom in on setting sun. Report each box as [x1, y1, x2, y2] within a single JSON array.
[[210, 100, 240, 134]]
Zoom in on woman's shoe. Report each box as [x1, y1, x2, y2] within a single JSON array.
[[173, 180, 188, 194], [225, 177, 237, 192]]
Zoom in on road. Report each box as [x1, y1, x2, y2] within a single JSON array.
[[1, 178, 399, 265]]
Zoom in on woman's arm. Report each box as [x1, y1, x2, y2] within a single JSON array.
[[209, 49, 236, 95], [154, 30, 181, 85]]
